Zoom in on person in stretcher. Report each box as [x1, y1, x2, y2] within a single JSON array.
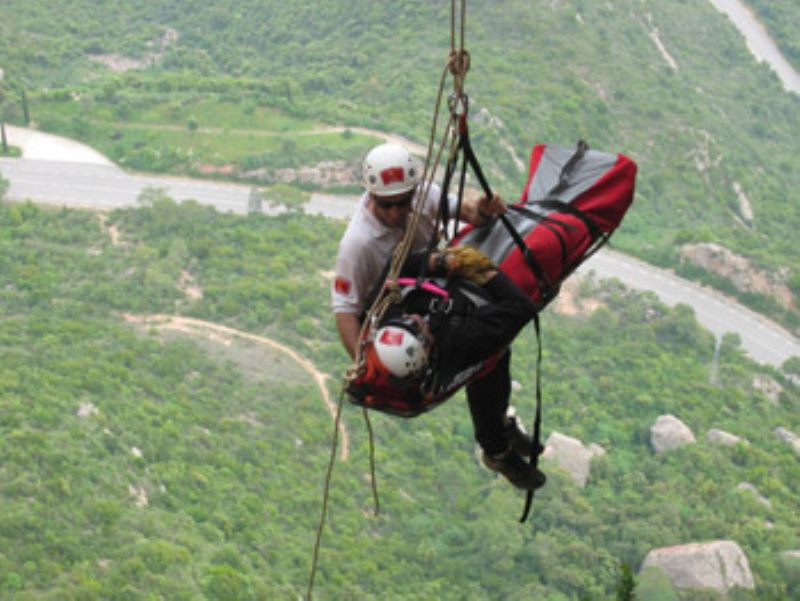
[[348, 245, 545, 491]]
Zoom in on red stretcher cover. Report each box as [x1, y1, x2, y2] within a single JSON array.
[[454, 142, 637, 309]]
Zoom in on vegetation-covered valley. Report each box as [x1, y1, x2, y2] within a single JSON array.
[[0, 193, 798, 599], [1, 0, 799, 598]]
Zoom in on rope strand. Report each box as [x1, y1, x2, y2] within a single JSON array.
[[363, 408, 380, 515], [306, 389, 346, 600], [310, 4, 473, 598]]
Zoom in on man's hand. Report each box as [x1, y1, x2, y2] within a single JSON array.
[[461, 190, 507, 226]]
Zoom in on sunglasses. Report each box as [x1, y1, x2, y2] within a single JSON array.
[[374, 193, 414, 210]]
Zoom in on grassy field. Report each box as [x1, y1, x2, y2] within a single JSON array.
[[30, 94, 382, 173]]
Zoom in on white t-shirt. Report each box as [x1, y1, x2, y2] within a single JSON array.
[[332, 184, 457, 315]]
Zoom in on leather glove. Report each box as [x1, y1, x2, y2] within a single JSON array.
[[448, 246, 495, 285]]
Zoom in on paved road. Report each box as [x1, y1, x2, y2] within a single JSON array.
[[708, 0, 800, 94], [578, 250, 800, 366], [2, 156, 798, 369], [0, 157, 359, 219]]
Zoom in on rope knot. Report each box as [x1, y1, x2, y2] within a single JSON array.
[[447, 49, 471, 79]]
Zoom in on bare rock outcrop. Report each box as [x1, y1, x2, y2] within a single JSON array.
[[679, 243, 793, 309], [640, 540, 755, 593], [542, 432, 606, 487], [651, 415, 696, 454], [77, 402, 99, 418], [706, 428, 744, 447], [736, 482, 772, 509], [753, 374, 783, 405], [243, 161, 358, 187], [774, 427, 800, 456]]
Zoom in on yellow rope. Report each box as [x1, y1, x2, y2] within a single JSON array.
[[308, 4, 473, 599], [348, 0, 471, 379]]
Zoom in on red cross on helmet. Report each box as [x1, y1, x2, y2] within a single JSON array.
[[372, 316, 429, 379], [363, 143, 420, 196]]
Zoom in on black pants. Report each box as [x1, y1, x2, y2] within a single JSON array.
[[466, 350, 511, 456]]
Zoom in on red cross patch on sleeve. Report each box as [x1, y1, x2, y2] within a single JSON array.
[[334, 276, 352, 296]]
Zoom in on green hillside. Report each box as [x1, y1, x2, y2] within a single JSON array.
[[1, 1, 800, 598], [1, 0, 798, 330], [1, 193, 798, 599]]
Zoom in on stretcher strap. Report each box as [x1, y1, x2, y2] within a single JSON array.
[[520, 312, 545, 523]]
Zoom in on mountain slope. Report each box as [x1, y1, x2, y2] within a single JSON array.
[[2, 0, 798, 331], [1, 198, 798, 599]]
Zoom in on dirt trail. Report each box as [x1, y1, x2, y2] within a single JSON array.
[[122, 313, 349, 460]]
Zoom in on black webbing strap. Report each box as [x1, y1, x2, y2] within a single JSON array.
[[532, 199, 602, 240], [454, 114, 553, 521], [520, 312, 545, 523], [436, 143, 460, 246], [547, 139, 588, 197], [507, 205, 574, 268], [458, 117, 557, 306]]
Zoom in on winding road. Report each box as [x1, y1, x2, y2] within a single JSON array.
[[709, 0, 800, 94], [2, 124, 799, 369]]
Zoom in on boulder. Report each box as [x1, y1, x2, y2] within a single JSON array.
[[678, 243, 793, 309], [77, 402, 99, 418], [640, 540, 754, 593], [651, 415, 696, 454], [774, 427, 800, 456], [736, 482, 772, 509], [753, 374, 783, 405], [706, 428, 744, 447], [542, 432, 606, 487]]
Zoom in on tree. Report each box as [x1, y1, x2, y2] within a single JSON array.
[[0, 172, 8, 202], [616, 563, 636, 601], [782, 355, 800, 378], [137, 186, 172, 208], [267, 183, 309, 214]]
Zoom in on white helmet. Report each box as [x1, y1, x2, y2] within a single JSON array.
[[373, 318, 429, 379], [363, 143, 420, 196]]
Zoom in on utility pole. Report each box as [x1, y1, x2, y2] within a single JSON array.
[[0, 78, 6, 153], [21, 90, 30, 126]]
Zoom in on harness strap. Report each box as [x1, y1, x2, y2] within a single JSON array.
[[457, 116, 558, 305], [533, 199, 602, 240], [547, 139, 588, 196], [520, 312, 545, 523], [506, 205, 574, 270]]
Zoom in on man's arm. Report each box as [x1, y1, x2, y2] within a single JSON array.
[[335, 312, 362, 360]]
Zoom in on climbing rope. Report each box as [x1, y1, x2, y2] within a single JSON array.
[[306, 389, 345, 600], [307, 4, 474, 598], [349, 0, 472, 381]]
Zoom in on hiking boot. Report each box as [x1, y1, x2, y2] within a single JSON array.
[[482, 448, 546, 491], [505, 406, 533, 458]]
